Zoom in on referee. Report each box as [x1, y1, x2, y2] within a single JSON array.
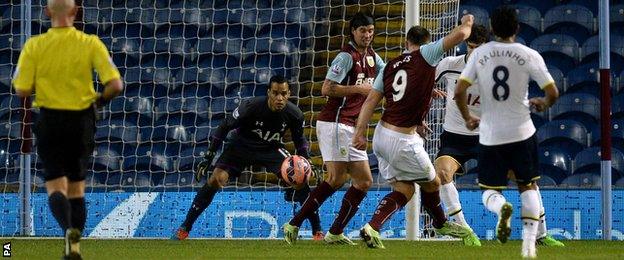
[[12, 0, 122, 259]]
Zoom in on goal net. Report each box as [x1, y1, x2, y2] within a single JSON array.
[[0, 0, 459, 239]]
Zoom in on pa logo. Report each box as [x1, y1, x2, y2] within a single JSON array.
[[2, 242, 10, 257]]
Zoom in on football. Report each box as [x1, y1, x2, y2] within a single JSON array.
[[280, 155, 312, 186]]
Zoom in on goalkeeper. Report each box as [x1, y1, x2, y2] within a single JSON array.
[[172, 76, 322, 240]]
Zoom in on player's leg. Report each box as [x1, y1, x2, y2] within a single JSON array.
[[284, 161, 347, 244], [511, 134, 546, 258], [326, 148, 372, 245], [174, 167, 230, 240], [361, 180, 413, 249], [284, 122, 348, 244], [534, 184, 564, 246], [478, 143, 513, 243], [67, 180, 85, 256], [434, 156, 480, 245]]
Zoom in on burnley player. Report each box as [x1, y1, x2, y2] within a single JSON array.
[[455, 6, 561, 258], [283, 12, 385, 245], [433, 24, 489, 246], [172, 76, 321, 240], [352, 15, 475, 249]]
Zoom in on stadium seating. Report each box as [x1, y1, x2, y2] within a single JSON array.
[[560, 173, 601, 187], [538, 147, 572, 184], [543, 5, 594, 43], [530, 34, 578, 73], [512, 4, 542, 43], [573, 147, 624, 180], [589, 119, 624, 151], [613, 93, 624, 120], [537, 175, 558, 187], [458, 5, 489, 28], [537, 119, 588, 157], [549, 93, 600, 130], [91, 145, 122, 172], [455, 173, 479, 187]]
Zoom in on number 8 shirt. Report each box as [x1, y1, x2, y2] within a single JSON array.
[[459, 41, 554, 146]]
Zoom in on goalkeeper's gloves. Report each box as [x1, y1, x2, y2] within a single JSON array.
[[195, 150, 216, 182]]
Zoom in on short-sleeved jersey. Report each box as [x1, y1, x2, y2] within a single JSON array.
[[435, 54, 480, 135], [13, 27, 120, 110], [317, 42, 385, 126], [379, 50, 437, 127], [215, 97, 306, 151], [459, 42, 554, 145]]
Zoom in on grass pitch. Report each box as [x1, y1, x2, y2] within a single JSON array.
[[6, 239, 623, 259]]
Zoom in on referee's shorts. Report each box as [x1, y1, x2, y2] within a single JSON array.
[[34, 106, 96, 182]]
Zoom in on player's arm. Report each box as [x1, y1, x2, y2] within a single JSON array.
[[353, 71, 384, 150], [530, 83, 559, 112], [92, 36, 123, 106], [442, 14, 474, 52], [455, 50, 480, 130], [13, 40, 35, 98], [322, 52, 370, 97], [528, 52, 559, 112], [290, 112, 310, 159]]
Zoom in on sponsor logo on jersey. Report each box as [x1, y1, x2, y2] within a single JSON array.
[[330, 64, 342, 75]]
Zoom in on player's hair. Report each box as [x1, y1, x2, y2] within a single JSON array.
[[349, 11, 375, 39], [406, 26, 431, 46], [490, 6, 518, 39], [466, 24, 489, 44], [269, 75, 289, 89]]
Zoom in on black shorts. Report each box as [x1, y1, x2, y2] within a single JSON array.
[[477, 134, 540, 189], [435, 130, 479, 173], [34, 107, 96, 182], [215, 144, 290, 178]]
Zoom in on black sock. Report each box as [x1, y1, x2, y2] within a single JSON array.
[[181, 184, 218, 231], [307, 210, 322, 233], [48, 191, 71, 231], [69, 198, 86, 232]]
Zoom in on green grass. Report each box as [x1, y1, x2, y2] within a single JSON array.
[[6, 239, 623, 259]]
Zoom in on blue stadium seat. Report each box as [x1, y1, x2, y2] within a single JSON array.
[[530, 34, 579, 73], [194, 120, 222, 144], [148, 124, 192, 143], [209, 97, 240, 118], [110, 8, 141, 24], [0, 120, 21, 141], [178, 85, 212, 99], [591, 118, 624, 151], [537, 175, 558, 187], [161, 172, 194, 187], [179, 66, 213, 87], [139, 65, 179, 90], [177, 146, 208, 171], [109, 23, 152, 39], [0, 97, 22, 120], [550, 93, 599, 130], [613, 94, 624, 120], [455, 173, 479, 187], [155, 94, 209, 121], [616, 176, 624, 187], [611, 4, 624, 28], [94, 120, 139, 154], [566, 0, 598, 16], [91, 146, 121, 172], [543, 5, 595, 43], [547, 65, 565, 93], [538, 147, 572, 183], [258, 24, 306, 49], [458, 5, 489, 28], [512, 5, 542, 43], [560, 173, 601, 187], [226, 67, 257, 84], [566, 63, 617, 97], [537, 119, 588, 157], [244, 39, 296, 54], [122, 144, 172, 172], [581, 35, 624, 61], [573, 147, 624, 179], [82, 7, 111, 34], [107, 95, 154, 126]]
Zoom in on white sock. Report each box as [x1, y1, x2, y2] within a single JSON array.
[[535, 186, 548, 238], [520, 190, 540, 242], [440, 182, 469, 228], [482, 189, 506, 216]]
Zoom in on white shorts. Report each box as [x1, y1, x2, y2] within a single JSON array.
[[316, 121, 368, 162], [372, 123, 436, 182]]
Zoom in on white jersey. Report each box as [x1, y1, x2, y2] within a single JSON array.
[[459, 42, 554, 145], [435, 55, 480, 136]]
